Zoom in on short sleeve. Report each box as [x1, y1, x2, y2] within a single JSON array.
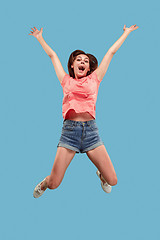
[[61, 74, 69, 87], [92, 71, 102, 83]]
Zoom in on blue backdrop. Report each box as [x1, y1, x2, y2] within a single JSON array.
[[1, 0, 159, 239]]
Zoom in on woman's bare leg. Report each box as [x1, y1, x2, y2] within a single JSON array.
[[86, 145, 117, 186], [41, 147, 76, 190]]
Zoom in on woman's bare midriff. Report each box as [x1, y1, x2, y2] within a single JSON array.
[[65, 109, 95, 121]]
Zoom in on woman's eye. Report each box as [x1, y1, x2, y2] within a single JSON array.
[[77, 59, 89, 63]]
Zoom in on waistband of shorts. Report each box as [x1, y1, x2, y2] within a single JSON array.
[[63, 119, 96, 126]]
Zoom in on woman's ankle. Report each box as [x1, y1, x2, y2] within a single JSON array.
[[41, 177, 49, 190], [100, 174, 107, 184]]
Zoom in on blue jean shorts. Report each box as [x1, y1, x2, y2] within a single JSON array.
[[57, 119, 104, 153]]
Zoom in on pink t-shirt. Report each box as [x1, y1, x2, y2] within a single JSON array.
[[60, 71, 102, 120]]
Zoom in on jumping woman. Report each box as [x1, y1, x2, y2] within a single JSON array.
[[29, 24, 139, 198]]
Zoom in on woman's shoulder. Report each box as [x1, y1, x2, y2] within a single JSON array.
[[60, 73, 70, 86], [88, 70, 102, 82]]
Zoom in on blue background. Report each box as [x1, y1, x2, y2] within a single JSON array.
[[1, 0, 159, 239]]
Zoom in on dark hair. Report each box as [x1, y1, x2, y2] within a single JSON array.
[[67, 50, 98, 78]]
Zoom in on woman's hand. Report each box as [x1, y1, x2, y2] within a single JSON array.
[[28, 27, 43, 39], [123, 24, 139, 33]]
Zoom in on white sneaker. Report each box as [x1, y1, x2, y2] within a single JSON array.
[[96, 170, 112, 193], [33, 178, 47, 198]]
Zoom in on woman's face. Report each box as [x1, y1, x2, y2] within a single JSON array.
[[71, 54, 90, 79]]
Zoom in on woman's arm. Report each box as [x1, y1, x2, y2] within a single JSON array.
[[95, 24, 139, 81], [109, 29, 131, 54], [37, 36, 67, 84], [29, 27, 66, 84], [37, 35, 55, 57]]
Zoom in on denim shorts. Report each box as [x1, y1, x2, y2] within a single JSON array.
[[57, 119, 104, 153]]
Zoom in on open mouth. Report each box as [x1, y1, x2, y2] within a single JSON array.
[[78, 66, 85, 72]]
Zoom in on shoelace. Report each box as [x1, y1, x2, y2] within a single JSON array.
[[103, 182, 109, 186], [37, 185, 43, 193]]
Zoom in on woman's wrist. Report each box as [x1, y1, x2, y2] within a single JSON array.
[[124, 29, 131, 35], [36, 35, 43, 42]]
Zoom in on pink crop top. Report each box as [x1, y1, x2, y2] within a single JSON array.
[[60, 71, 102, 120]]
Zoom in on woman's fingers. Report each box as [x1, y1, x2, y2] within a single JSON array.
[[29, 27, 37, 35], [123, 24, 139, 33], [30, 27, 38, 32], [132, 25, 139, 30], [28, 26, 43, 38], [28, 30, 33, 35]]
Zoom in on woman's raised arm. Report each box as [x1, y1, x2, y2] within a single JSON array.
[[29, 27, 66, 84], [95, 24, 139, 81]]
